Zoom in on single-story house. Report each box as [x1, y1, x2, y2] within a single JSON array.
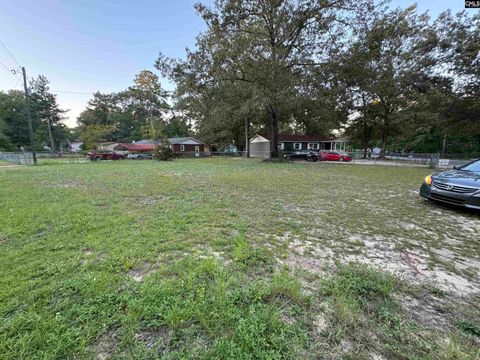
[[249, 134, 348, 158], [169, 137, 205, 154], [113, 143, 156, 153], [116, 138, 206, 156]]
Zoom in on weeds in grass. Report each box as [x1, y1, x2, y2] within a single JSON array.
[[232, 238, 274, 271], [319, 263, 480, 359], [1, 160, 479, 358]]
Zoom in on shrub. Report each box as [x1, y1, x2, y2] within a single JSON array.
[[153, 145, 174, 161]]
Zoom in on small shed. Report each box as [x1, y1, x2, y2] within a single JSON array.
[[249, 135, 271, 159]]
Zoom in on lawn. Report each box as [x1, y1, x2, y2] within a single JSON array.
[[0, 159, 478, 359], [0, 160, 15, 166]]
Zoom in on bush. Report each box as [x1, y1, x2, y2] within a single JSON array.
[[153, 145, 174, 161]]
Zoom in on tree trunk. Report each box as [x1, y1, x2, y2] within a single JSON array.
[[378, 111, 390, 160], [362, 145, 368, 159], [267, 106, 279, 158], [245, 117, 250, 158], [47, 116, 56, 156], [441, 132, 447, 157], [379, 131, 388, 160]]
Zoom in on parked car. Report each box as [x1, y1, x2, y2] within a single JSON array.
[[318, 151, 352, 162], [419, 159, 480, 210], [87, 150, 125, 161], [127, 153, 152, 160], [284, 150, 318, 162]]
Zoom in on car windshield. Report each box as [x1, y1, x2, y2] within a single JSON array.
[[460, 160, 480, 173]]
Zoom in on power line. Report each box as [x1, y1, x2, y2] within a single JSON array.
[[13, 76, 21, 89], [0, 59, 12, 74], [0, 39, 22, 68], [0, 58, 18, 77]]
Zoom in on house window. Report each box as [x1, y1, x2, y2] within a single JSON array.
[[180, 144, 185, 152], [307, 143, 319, 150], [277, 143, 284, 150], [293, 143, 302, 150]]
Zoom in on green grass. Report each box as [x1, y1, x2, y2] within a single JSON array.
[[0, 159, 479, 359]]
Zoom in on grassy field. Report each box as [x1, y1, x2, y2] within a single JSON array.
[[0, 160, 15, 166], [0, 159, 479, 359]]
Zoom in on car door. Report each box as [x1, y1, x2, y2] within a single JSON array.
[[329, 152, 340, 161]]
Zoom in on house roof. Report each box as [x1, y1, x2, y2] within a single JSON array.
[[134, 137, 205, 145], [263, 134, 335, 142], [115, 143, 156, 151], [168, 137, 205, 145], [250, 135, 270, 143]]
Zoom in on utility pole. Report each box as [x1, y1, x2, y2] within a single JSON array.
[[21, 67, 37, 165]]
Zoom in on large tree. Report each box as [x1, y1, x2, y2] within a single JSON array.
[[157, 0, 375, 158], [77, 70, 171, 147], [29, 75, 69, 153], [0, 75, 69, 152], [0, 90, 28, 150], [342, 6, 437, 158]]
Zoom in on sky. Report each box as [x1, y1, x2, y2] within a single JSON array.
[[0, 0, 472, 128]]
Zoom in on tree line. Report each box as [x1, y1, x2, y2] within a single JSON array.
[[1, 1, 478, 157], [156, 0, 479, 158], [76, 70, 191, 149], [0, 70, 191, 152], [0, 75, 71, 152]]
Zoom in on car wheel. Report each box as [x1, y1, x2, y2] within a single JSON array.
[[339, 158, 344, 162], [95, 157, 101, 161]]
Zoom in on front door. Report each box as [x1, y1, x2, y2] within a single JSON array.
[[195, 146, 200, 157]]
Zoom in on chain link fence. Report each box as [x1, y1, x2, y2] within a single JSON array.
[[0, 152, 87, 165], [348, 151, 475, 168], [1, 150, 475, 168]]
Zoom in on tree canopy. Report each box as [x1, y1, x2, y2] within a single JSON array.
[[156, 1, 479, 157]]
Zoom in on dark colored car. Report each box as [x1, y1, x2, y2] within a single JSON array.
[[419, 159, 480, 210], [87, 151, 125, 161], [318, 151, 352, 162], [284, 150, 318, 162]]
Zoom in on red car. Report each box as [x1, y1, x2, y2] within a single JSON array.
[[318, 151, 352, 162], [87, 150, 125, 161]]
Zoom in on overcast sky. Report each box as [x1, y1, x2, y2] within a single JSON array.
[[0, 0, 470, 128]]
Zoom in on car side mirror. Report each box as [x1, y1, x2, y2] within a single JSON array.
[[453, 165, 459, 170]]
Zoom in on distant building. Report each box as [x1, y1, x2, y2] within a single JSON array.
[[113, 143, 156, 152], [114, 137, 206, 156], [168, 137, 205, 154], [98, 142, 119, 151], [249, 134, 348, 158], [68, 141, 83, 153]]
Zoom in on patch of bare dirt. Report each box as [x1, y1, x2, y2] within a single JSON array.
[[134, 326, 170, 350], [90, 328, 119, 360], [39, 179, 84, 189], [128, 262, 155, 282], [397, 292, 453, 330], [81, 250, 107, 266], [134, 195, 170, 206], [313, 312, 328, 333], [271, 230, 480, 297]]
